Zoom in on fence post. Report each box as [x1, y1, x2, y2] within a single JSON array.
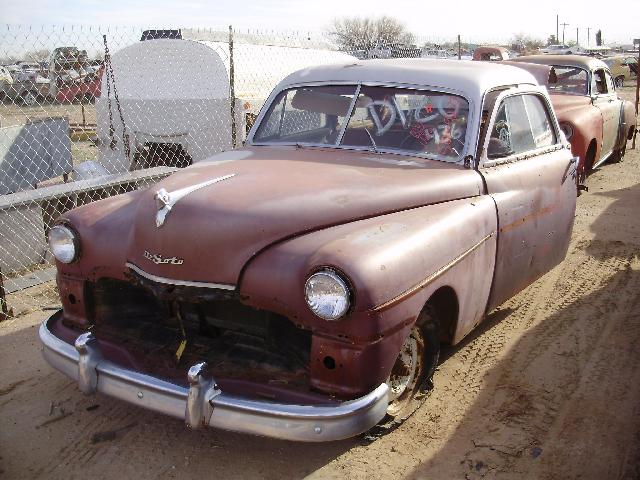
[[0, 267, 13, 322], [229, 25, 237, 149], [633, 44, 639, 150]]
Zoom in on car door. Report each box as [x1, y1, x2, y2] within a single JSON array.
[[591, 68, 619, 158], [478, 87, 577, 312]]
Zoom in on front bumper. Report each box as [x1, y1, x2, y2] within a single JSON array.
[[39, 313, 389, 442]]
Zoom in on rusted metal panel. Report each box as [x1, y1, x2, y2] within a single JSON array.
[[60, 146, 483, 286], [240, 197, 498, 395], [481, 149, 576, 311]]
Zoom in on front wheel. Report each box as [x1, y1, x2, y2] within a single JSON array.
[[385, 305, 440, 420]]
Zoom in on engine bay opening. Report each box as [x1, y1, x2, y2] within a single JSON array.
[[75, 276, 322, 403]]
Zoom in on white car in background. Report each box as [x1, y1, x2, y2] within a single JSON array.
[[540, 44, 581, 55]]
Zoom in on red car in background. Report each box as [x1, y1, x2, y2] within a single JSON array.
[[55, 66, 103, 103], [511, 55, 636, 182]]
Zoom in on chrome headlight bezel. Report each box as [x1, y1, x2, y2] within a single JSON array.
[[48, 224, 80, 264], [559, 122, 573, 141], [304, 268, 351, 321]]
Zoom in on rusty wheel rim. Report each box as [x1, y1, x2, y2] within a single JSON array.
[[386, 326, 424, 417]]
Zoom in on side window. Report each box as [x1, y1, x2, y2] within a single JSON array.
[[523, 95, 557, 148], [592, 69, 608, 95], [487, 95, 556, 159], [604, 71, 615, 92]]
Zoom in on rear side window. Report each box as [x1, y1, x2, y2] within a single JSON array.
[[488, 94, 556, 159], [592, 69, 608, 94]]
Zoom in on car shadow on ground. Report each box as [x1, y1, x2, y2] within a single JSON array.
[[405, 182, 640, 479]]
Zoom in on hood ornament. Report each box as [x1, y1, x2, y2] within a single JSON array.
[[154, 174, 235, 227]]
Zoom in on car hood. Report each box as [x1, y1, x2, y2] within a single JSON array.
[[92, 146, 483, 286]]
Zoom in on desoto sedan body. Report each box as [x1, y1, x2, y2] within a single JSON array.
[[40, 59, 578, 442]]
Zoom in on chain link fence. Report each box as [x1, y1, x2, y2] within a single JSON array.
[[0, 24, 506, 319]]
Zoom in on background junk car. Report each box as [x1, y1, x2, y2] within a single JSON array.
[[39, 59, 578, 442], [511, 55, 636, 179]]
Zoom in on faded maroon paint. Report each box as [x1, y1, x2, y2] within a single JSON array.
[[59, 146, 483, 286], [45, 63, 581, 403], [241, 197, 497, 396], [549, 94, 602, 172]]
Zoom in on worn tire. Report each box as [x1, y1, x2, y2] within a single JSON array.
[[385, 304, 440, 420], [610, 140, 626, 164], [584, 143, 597, 174]]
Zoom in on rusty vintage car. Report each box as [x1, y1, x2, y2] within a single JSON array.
[[511, 55, 636, 178], [40, 59, 578, 442]]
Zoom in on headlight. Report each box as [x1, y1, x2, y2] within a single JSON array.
[[559, 122, 573, 141], [48, 225, 79, 263], [304, 269, 350, 321]]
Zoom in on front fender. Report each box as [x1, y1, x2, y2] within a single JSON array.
[[240, 196, 497, 340], [240, 196, 498, 397]]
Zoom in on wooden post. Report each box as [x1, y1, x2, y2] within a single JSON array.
[[0, 267, 14, 322], [229, 25, 237, 149], [633, 43, 639, 150], [457, 35, 461, 60]]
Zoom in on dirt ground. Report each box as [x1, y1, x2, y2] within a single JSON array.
[[1, 86, 639, 479]]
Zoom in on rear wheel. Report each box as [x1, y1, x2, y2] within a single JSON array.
[[584, 142, 597, 174], [610, 138, 627, 164]]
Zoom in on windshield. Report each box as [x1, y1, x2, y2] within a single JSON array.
[[253, 85, 357, 145], [253, 84, 470, 161], [548, 66, 589, 95]]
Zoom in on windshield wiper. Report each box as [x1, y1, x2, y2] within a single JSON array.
[[363, 127, 379, 154]]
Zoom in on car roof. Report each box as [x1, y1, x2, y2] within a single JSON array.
[[512, 54, 608, 71], [276, 58, 538, 101]]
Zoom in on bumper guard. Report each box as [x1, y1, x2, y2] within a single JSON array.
[[39, 316, 389, 442]]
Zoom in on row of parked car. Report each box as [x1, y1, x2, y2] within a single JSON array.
[[0, 59, 103, 106]]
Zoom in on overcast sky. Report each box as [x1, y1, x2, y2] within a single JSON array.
[[1, 0, 638, 45]]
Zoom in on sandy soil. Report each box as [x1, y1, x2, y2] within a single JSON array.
[[1, 86, 639, 479]]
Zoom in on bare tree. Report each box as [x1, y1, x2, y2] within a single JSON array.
[[23, 49, 51, 62], [328, 16, 414, 54], [510, 34, 544, 53]]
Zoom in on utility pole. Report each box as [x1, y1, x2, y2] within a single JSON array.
[[556, 15, 559, 44], [576, 27, 579, 46], [561, 22, 569, 45], [587, 27, 591, 46]]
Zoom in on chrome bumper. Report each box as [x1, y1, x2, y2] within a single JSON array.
[[39, 316, 389, 442]]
